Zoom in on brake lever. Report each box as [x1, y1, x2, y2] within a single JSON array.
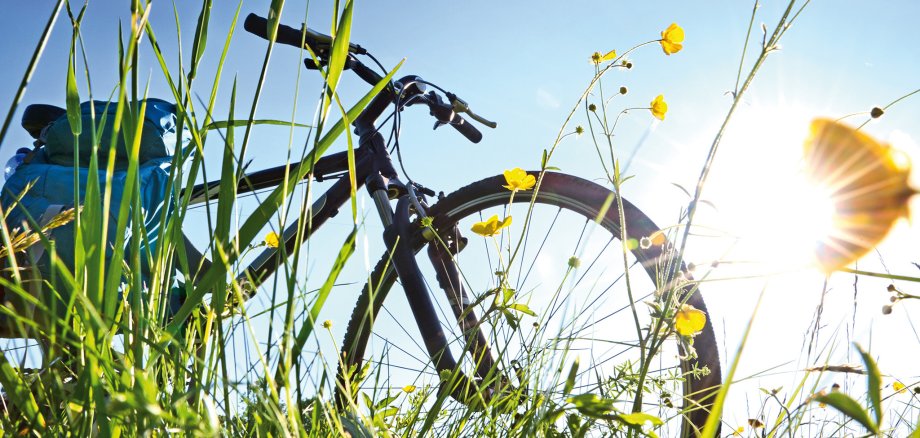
[[426, 92, 456, 130], [446, 93, 497, 129]]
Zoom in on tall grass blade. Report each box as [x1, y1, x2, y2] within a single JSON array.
[[0, 357, 45, 429], [811, 392, 878, 434], [204, 119, 312, 130], [855, 343, 883, 427], [700, 287, 766, 438]]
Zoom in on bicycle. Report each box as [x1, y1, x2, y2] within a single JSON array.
[[193, 13, 722, 436]]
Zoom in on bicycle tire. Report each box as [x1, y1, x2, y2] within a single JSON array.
[[338, 172, 722, 436]]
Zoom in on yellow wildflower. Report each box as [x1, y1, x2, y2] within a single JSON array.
[[471, 215, 512, 237], [893, 381, 906, 393], [322, 320, 332, 329], [803, 119, 916, 272], [590, 50, 617, 65], [674, 304, 706, 337], [403, 385, 416, 393], [503, 168, 536, 192], [650, 95, 668, 121], [265, 231, 280, 248], [660, 23, 684, 55]]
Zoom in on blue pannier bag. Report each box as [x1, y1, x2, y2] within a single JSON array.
[[41, 98, 177, 168], [0, 99, 181, 332], [2, 150, 173, 280]]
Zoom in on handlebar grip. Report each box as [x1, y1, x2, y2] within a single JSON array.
[[244, 13, 314, 50], [451, 116, 482, 144]]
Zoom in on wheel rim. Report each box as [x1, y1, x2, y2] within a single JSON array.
[[344, 181, 716, 436]]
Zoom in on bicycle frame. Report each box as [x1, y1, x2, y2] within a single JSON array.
[[187, 66, 490, 394]]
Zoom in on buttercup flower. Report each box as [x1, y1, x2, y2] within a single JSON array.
[[322, 320, 332, 329], [471, 215, 512, 237], [590, 50, 617, 65], [803, 119, 916, 272], [674, 303, 706, 337], [265, 231, 280, 248], [503, 168, 536, 192], [660, 23, 684, 55], [403, 385, 416, 393], [893, 381, 906, 393], [650, 95, 668, 120]]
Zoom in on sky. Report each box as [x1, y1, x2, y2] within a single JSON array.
[[1, 0, 919, 429]]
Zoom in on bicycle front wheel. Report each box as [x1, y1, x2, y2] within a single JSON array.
[[339, 172, 721, 436]]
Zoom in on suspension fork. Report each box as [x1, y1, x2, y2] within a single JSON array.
[[426, 231, 497, 381], [382, 195, 497, 404], [383, 196, 458, 371]]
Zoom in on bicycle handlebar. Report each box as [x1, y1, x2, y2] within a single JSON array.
[[243, 13, 366, 55], [244, 12, 488, 144], [427, 97, 482, 143], [449, 115, 483, 143]]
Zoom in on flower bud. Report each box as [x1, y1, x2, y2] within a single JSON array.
[[887, 284, 897, 292], [588, 103, 597, 112], [870, 107, 884, 118], [619, 86, 628, 95], [625, 62, 633, 69], [882, 304, 893, 315], [575, 126, 584, 135], [568, 256, 581, 268]]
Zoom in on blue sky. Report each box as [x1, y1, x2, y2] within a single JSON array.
[[1, 0, 919, 427]]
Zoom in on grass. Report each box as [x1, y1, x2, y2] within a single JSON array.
[[0, 0, 918, 436]]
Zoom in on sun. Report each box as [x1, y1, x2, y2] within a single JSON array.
[[700, 102, 840, 273]]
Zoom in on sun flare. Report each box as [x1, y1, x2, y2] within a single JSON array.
[[703, 104, 842, 272], [701, 105, 915, 275]]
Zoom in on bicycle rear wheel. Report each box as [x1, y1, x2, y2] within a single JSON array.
[[339, 172, 721, 436]]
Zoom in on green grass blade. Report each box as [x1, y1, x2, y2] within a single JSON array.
[[840, 268, 920, 283], [855, 343, 883, 427], [266, 0, 285, 42], [187, 0, 212, 81], [65, 49, 82, 136], [324, 0, 353, 103], [700, 287, 766, 438], [812, 392, 878, 434], [203, 119, 312, 130], [0, 356, 45, 429]]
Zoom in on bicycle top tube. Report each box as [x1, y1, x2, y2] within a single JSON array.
[[206, 13, 498, 294]]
